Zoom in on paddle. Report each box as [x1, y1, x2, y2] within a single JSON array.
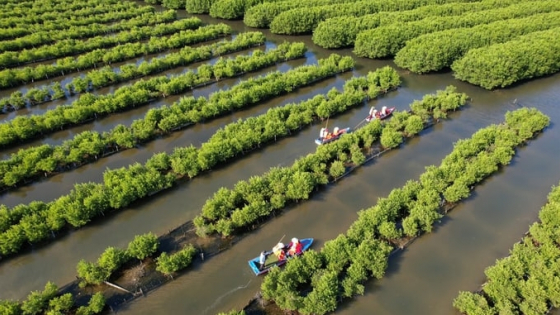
[[277, 234, 286, 246], [353, 118, 367, 130]]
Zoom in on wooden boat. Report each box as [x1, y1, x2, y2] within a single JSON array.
[[248, 238, 314, 276], [366, 106, 395, 122], [315, 127, 350, 145]]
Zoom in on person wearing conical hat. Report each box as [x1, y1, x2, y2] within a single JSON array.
[[273, 242, 286, 261], [287, 238, 303, 257], [381, 106, 387, 116]]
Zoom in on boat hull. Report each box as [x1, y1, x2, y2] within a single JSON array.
[[248, 238, 314, 276], [366, 107, 395, 122], [315, 128, 351, 145]]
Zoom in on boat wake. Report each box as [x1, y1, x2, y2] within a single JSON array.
[[201, 279, 253, 314]]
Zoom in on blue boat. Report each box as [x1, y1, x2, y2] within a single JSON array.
[[247, 238, 314, 276], [315, 127, 351, 145]]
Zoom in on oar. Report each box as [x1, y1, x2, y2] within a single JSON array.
[[272, 235, 286, 252], [353, 118, 367, 130]]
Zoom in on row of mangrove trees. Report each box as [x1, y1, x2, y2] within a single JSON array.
[[260, 107, 549, 315], [454, 181, 560, 314], [0, 32, 266, 111], [0, 54, 353, 258]]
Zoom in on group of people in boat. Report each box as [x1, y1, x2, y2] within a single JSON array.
[[319, 126, 343, 141], [259, 237, 303, 270], [369, 106, 389, 119]]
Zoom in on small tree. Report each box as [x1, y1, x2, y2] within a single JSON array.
[[378, 221, 402, 241], [329, 160, 345, 179], [453, 291, 493, 315], [404, 115, 424, 136], [76, 292, 105, 315], [47, 293, 74, 314], [380, 127, 403, 149], [76, 260, 107, 287], [98, 247, 129, 272], [156, 245, 197, 277], [20, 282, 58, 315], [0, 300, 21, 315], [350, 145, 366, 166], [127, 233, 159, 261]]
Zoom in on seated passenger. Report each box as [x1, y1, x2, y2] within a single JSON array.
[[333, 127, 340, 136], [272, 243, 286, 261], [381, 106, 387, 116], [287, 238, 303, 257]]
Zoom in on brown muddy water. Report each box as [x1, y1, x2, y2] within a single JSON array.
[[1, 7, 560, 315]]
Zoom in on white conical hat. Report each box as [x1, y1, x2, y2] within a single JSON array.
[[291, 238, 298, 243]]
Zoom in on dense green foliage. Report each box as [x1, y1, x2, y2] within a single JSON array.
[[0, 6, 155, 40], [0, 54, 353, 258], [186, 0, 218, 13], [209, 0, 272, 19], [261, 108, 549, 314], [452, 27, 560, 89], [0, 35, 297, 152], [0, 10, 178, 52], [1, 0, 126, 15], [243, 0, 359, 28], [0, 1, 152, 32], [0, 32, 266, 111], [0, 42, 306, 192], [76, 232, 159, 286], [75, 293, 105, 315], [395, 11, 560, 73], [0, 282, 105, 315], [127, 233, 159, 260], [0, 0, 121, 15], [0, 18, 201, 67], [454, 180, 560, 314], [194, 84, 467, 236], [0, 24, 232, 89], [268, 0, 478, 35], [211, 0, 346, 19], [354, 0, 560, 58], [156, 245, 197, 276], [312, 0, 526, 48]]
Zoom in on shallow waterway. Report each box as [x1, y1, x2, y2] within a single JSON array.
[[1, 6, 560, 315]]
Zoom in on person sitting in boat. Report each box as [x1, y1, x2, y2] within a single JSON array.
[[372, 109, 378, 118], [259, 250, 271, 270], [333, 127, 340, 136], [381, 106, 387, 116], [320, 127, 330, 140], [272, 243, 286, 261], [287, 238, 303, 257], [369, 107, 376, 118]]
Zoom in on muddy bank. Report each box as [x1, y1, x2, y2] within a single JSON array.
[[55, 219, 237, 312]]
